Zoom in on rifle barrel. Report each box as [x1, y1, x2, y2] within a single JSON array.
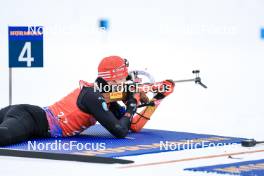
[[173, 78, 196, 83]]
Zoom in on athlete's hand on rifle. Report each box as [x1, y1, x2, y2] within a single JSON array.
[[154, 79, 175, 100], [139, 92, 149, 104]]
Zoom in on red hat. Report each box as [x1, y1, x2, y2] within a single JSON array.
[[98, 56, 129, 81]]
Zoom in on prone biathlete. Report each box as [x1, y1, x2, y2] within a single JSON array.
[[0, 56, 174, 146]]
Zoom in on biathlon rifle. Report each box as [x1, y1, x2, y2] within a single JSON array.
[[102, 70, 207, 107]]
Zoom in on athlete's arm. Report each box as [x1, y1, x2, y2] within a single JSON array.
[[77, 86, 136, 138], [130, 80, 175, 132]]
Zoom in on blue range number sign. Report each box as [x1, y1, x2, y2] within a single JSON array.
[[8, 26, 43, 67]]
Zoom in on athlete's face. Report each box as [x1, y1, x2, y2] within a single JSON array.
[[107, 78, 126, 85]]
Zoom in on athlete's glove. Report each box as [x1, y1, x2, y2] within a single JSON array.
[[154, 79, 175, 100], [139, 92, 149, 104]]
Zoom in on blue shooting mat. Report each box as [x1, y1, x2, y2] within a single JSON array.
[[2, 125, 244, 158], [185, 159, 264, 176]]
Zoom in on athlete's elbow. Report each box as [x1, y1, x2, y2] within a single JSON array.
[[112, 125, 129, 138], [114, 132, 127, 138], [113, 130, 128, 138]]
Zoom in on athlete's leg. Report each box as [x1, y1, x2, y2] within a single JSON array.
[[0, 106, 11, 123], [0, 104, 49, 146]]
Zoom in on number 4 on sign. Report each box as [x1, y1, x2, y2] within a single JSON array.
[[19, 42, 34, 67]]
